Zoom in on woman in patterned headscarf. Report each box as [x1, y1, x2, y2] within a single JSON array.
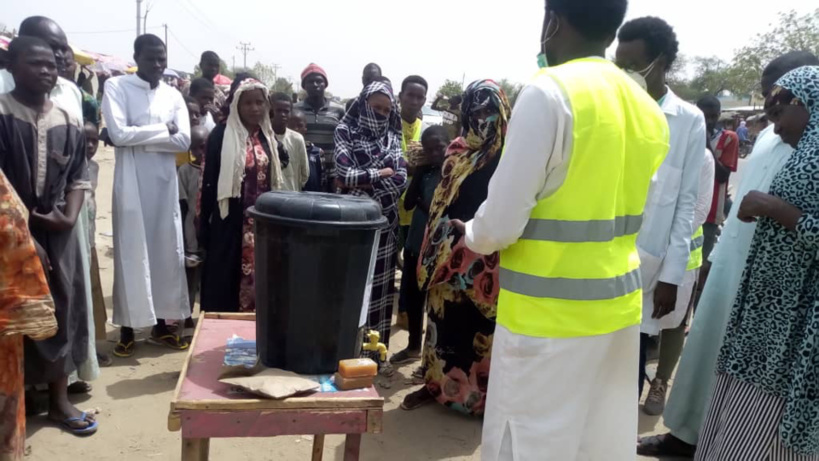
[[401, 80, 510, 414], [335, 80, 408, 372], [199, 76, 283, 313], [695, 66, 819, 460]]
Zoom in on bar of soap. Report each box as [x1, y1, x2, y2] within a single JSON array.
[[338, 358, 377, 378], [334, 372, 374, 391]]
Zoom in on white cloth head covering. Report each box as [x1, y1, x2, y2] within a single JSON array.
[[217, 79, 282, 218]]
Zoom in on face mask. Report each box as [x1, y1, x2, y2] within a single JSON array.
[[623, 56, 661, 91], [538, 16, 560, 69]]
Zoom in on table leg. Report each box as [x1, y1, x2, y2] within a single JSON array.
[[182, 437, 210, 461], [343, 434, 362, 461], [311, 434, 325, 461]]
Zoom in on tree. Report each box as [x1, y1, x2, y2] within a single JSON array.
[[497, 79, 524, 107], [689, 56, 733, 96], [251, 62, 278, 88], [437, 79, 464, 98], [271, 77, 294, 95], [729, 9, 819, 102]]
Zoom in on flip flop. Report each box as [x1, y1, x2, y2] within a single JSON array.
[[112, 341, 135, 358], [59, 412, 98, 436], [400, 388, 434, 411], [147, 334, 189, 351], [389, 349, 422, 365]]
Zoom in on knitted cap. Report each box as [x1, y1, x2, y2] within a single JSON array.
[[301, 63, 328, 87]]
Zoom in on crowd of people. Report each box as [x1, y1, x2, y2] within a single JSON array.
[[1, 0, 819, 459]]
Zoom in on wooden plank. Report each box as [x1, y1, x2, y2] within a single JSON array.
[[169, 312, 207, 427], [180, 409, 368, 439], [173, 395, 383, 412], [311, 434, 325, 461], [181, 438, 209, 461], [366, 409, 383, 434], [205, 312, 255, 321], [343, 434, 362, 461]]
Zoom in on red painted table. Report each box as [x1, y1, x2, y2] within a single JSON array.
[[168, 313, 384, 461]]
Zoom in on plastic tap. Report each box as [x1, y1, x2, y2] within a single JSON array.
[[362, 330, 387, 362]]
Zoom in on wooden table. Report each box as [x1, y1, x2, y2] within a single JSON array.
[[168, 313, 384, 461]]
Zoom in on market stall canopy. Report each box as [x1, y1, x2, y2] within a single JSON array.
[[213, 74, 232, 85]]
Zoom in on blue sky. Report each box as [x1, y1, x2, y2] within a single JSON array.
[[2, 0, 815, 99]]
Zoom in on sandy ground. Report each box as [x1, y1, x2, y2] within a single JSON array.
[[24, 144, 694, 460]]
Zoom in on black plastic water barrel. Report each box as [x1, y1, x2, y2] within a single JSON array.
[[248, 191, 387, 374]]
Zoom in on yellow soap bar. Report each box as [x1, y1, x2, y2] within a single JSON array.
[[338, 358, 377, 378], [334, 372, 374, 391]]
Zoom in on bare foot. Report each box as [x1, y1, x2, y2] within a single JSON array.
[[401, 386, 434, 411]]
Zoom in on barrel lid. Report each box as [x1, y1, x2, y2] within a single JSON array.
[[248, 191, 387, 229]]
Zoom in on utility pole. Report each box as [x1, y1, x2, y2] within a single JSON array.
[[271, 63, 282, 82], [136, 0, 142, 37], [163, 24, 168, 59], [143, 3, 152, 34], [237, 42, 254, 70]]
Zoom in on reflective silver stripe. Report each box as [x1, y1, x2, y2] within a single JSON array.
[[690, 235, 704, 251], [500, 267, 642, 301], [520, 215, 643, 243]]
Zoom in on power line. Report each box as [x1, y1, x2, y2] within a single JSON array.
[[237, 42, 254, 69], [168, 27, 196, 59], [68, 26, 163, 35]]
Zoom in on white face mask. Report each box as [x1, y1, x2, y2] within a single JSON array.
[[537, 16, 560, 69], [623, 56, 662, 91]]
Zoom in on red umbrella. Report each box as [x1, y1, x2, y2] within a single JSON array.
[[213, 74, 233, 85]]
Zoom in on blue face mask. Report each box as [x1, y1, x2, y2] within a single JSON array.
[[537, 53, 548, 69]]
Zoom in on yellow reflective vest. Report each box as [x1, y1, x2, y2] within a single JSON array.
[[498, 58, 670, 338], [686, 226, 704, 271]]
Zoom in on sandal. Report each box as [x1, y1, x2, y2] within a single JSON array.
[[401, 387, 434, 411], [390, 348, 422, 365], [147, 334, 189, 351], [378, 362, 396, 378], [67, 381, 92, 394], [57, 412, 98, 437], [637, 434, 696, 457], [112, 341, 135, 358]]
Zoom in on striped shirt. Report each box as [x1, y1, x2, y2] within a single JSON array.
[[294, 98, 345, 190]]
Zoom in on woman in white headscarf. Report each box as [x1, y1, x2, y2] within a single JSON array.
[[199, 75, 284, 312]]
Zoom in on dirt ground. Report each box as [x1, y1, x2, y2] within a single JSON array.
[[25, 145, 681, 460]]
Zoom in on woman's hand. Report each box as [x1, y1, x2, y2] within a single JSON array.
[[379, 168, 395, 179], [737, 191, 774, 223]]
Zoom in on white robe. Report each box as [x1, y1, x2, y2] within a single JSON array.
[[102, 74, 191, 328]]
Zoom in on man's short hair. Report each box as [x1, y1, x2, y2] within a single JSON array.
[[134, 34, 165, 56], [617, 17, 679, 70], [200, 51, 219, 62], [401, 75, 429, 93], [271, 92, 292, 104], [697, 95, 721, 111], [763, 51, 819, 82], [549, 0, 628, 41], [8, 36, 51, 65], [19, 16, 57, 36], [190, 77, 215, 96], [422, 125, 450, 144]]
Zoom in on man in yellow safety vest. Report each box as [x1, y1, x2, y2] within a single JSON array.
[[451, 0, 669, 458]]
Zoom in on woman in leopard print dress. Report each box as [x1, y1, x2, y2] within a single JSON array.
[[696, 66, 819, 460]]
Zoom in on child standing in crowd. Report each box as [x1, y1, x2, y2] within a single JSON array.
[[178, 125, 208, 315], [84, 121, 111, 365], [0, 36, 97, 435], [391, 125, 448, 366], [289, 109, 324, 192], [270, 92, 310, 192], [176, 97, 201, 167]]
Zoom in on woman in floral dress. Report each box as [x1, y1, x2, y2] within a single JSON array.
[[199, 76, 285, 312], [401, 80, 510, 414]]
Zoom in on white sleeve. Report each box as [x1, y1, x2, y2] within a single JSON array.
[[694, 149, 715, 230], [101, 79, 171, 147], [657, 115, 706, 285], [464, 80, 567, 255], [150, 91, 191, 153]]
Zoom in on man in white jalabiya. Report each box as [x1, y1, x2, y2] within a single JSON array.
[[637, 50, 819, 458], [614, 16, 706, 409], [101, 34, 191, 358]]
